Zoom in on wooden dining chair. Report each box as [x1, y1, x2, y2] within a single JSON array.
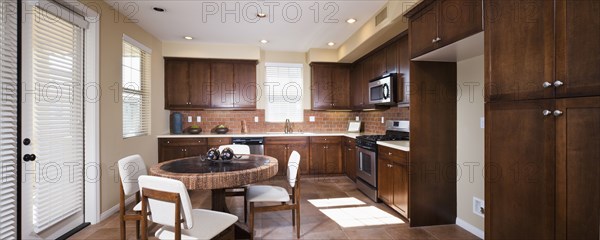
[[138, 175, 238, 240], [219, 144, 251, 222], [117, 154, 148, 240], [247, 151, 301, 239]]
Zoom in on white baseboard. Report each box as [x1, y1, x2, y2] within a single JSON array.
[[99, 195, 137, 222], [456, 217, 484, 239]]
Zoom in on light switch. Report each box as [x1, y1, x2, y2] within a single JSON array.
[[196, 116, 201, 122], [355, 116, 360, 121], [381, 117, 385, 123], [254, 116, 259, 123], [480, 117, 485, 129], [309, 116, 315, 122], [187, 116, 192, 123]]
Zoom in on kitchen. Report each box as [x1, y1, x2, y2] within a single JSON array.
[[1, 0, 598, 239]]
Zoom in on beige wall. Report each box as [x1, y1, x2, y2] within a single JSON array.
[[456, 55, 485, 231], [82, 0, 168, 213]]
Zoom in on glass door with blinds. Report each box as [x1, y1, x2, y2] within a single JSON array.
[[21, 2, 88, 238]]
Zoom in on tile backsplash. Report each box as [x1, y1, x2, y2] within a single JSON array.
[[175, 107, 409, 135]]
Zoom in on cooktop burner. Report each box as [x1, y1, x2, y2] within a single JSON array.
[[356, 135, 409, 142]]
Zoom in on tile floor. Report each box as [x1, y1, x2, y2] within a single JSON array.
[[70, 176, 480, 240]]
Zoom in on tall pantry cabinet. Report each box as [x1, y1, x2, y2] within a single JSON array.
[[484, 0, 600, 239]]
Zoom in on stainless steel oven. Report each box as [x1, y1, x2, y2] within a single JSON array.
[[356, 146, 378, 201]]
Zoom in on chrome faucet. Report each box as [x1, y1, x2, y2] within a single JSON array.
[[284, 119, 293, 134]]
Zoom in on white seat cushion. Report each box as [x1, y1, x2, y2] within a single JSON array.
[[133, 201, 142, 212], [155, 209, 238, 240], [247, 185, 290, 203]]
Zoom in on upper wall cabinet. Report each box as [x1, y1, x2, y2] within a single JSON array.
[[405, 0, 483, 58], [164, 58, 258, 110], [485, 0, 600, 102], [310, 63, 351, 110]]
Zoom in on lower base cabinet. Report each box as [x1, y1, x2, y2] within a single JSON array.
[[378, 145, 409, 218], [309, 137, 343, 174], [158, 138, 208, 163], [264, 137, 309, 175], [343, 137, 357, 181]]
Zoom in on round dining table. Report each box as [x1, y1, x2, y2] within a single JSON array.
[[149, 154, 278, 212]]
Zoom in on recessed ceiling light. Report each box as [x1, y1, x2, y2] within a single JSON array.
[[257, 13, 267, 18], [184, 36, 193, 40], [346, 18, 357, 24], [260, 39, 269, 44], [152, 7, 165, 12], [328, 42, 335, 46]]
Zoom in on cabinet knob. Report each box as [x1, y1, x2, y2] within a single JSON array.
[[542, 82, 552, 88], [167, 141, 170, 144], [432, 38, 437, 43], [542, 110, 552, 116], [553, 110, 563, 117], [554, 80, 564, 88], [436, 37, 441, 42], [388, 152, 392, 156]]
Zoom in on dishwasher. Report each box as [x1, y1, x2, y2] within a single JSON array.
[[232, 137, 264, 155]]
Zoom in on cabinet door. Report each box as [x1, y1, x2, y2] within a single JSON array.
[[234, 63, 257, 109], [371, 49, 387, 78], [331, 66, 350, 109], [210, 63, 235, 108], [360, 61, 373, 108], [289, 143, 310, 175], [485, 100, 556, 240], [185, 144, 208, 158], [385, 42, 398, 74], [555, 1, 600, 98], [377, 158, 393, 204], [309, 143, 326, 174], [350, 63, 364, 108], [188, 61, 211, 108], [393, 162, 409, 218], [343, 144, 357, 181], [159, 146, 185, 163], [409, 2, 438, 58], [164, 60, 190, 109], [264, 144, 288, 176], [485, 0, 554, 101], [311, 64, 333, 109], [438, 0, 482, 47], [555, 97, 600, 239], [324, 143, 343, 174], [207, 137, 232, 149], [397, 36, 410, 104]]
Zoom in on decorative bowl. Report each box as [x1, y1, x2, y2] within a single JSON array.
[[215, 127, 229, 134], [187, 127, 202, 134]]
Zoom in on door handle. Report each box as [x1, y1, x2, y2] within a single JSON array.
[[23, 154, 37, 162]]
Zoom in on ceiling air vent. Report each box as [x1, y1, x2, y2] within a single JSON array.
[[375, 7, 388, 26]]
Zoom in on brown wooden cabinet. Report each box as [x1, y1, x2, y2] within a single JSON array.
[[264, 137, 310, 175], [396, 36, 410, 105], [310, 63, 351, 110], [164, 58, 257, 110], [207, 137, 232, 149], [164, 59, 211, 109], [406, 0, 483, 58], [158, 138, 208, 163], [485, 97, 600, 239], [485, 0, 600, 102], [371, 49, 387, 79], [309, 137, 342, 174], [342, 137, 357, 181], [378, 146, 409, 218]]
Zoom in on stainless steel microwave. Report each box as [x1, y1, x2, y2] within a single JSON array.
[[368, 73, 397, 105]]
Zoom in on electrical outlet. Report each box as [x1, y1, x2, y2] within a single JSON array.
[[355, 116, 360, 121], [381, 117, 385, 123], [473, 197, 484, 217], [254, 116, 259, 123], [480, 117, 485, 129], [309, 116, 315, 122], [187, 116, 192, 123], [196, 116, 201, 122]]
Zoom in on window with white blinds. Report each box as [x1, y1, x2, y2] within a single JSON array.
[[122, 36, 151, 138], [0, 0, 18, 238], [29, 5, 85, 233], [265, 63, 304, 123]]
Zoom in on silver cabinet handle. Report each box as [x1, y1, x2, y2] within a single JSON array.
[[553, 110, 563, 117], [437, 37, 441, 42], [542, 82, 552, 88], [543, 110, 552, 116], [388, 152, 392, 156], [554, 80, 564, 88], [432, 38, 437, 43]]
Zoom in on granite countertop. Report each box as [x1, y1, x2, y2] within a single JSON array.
[[377, 140, 410, 152], [157, 132, 365, 139]]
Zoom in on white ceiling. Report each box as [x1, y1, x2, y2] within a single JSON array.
[[107, 0, 388, 52]]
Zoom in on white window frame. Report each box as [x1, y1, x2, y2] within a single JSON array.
[[264, 62, 304, 123], [122, 35, 151, 138]]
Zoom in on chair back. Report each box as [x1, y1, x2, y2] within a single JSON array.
[[118, 154, 148, 196], [218, 144, 251, 154], [287, 151, 301, 188], [138, 175, 195, 229]]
